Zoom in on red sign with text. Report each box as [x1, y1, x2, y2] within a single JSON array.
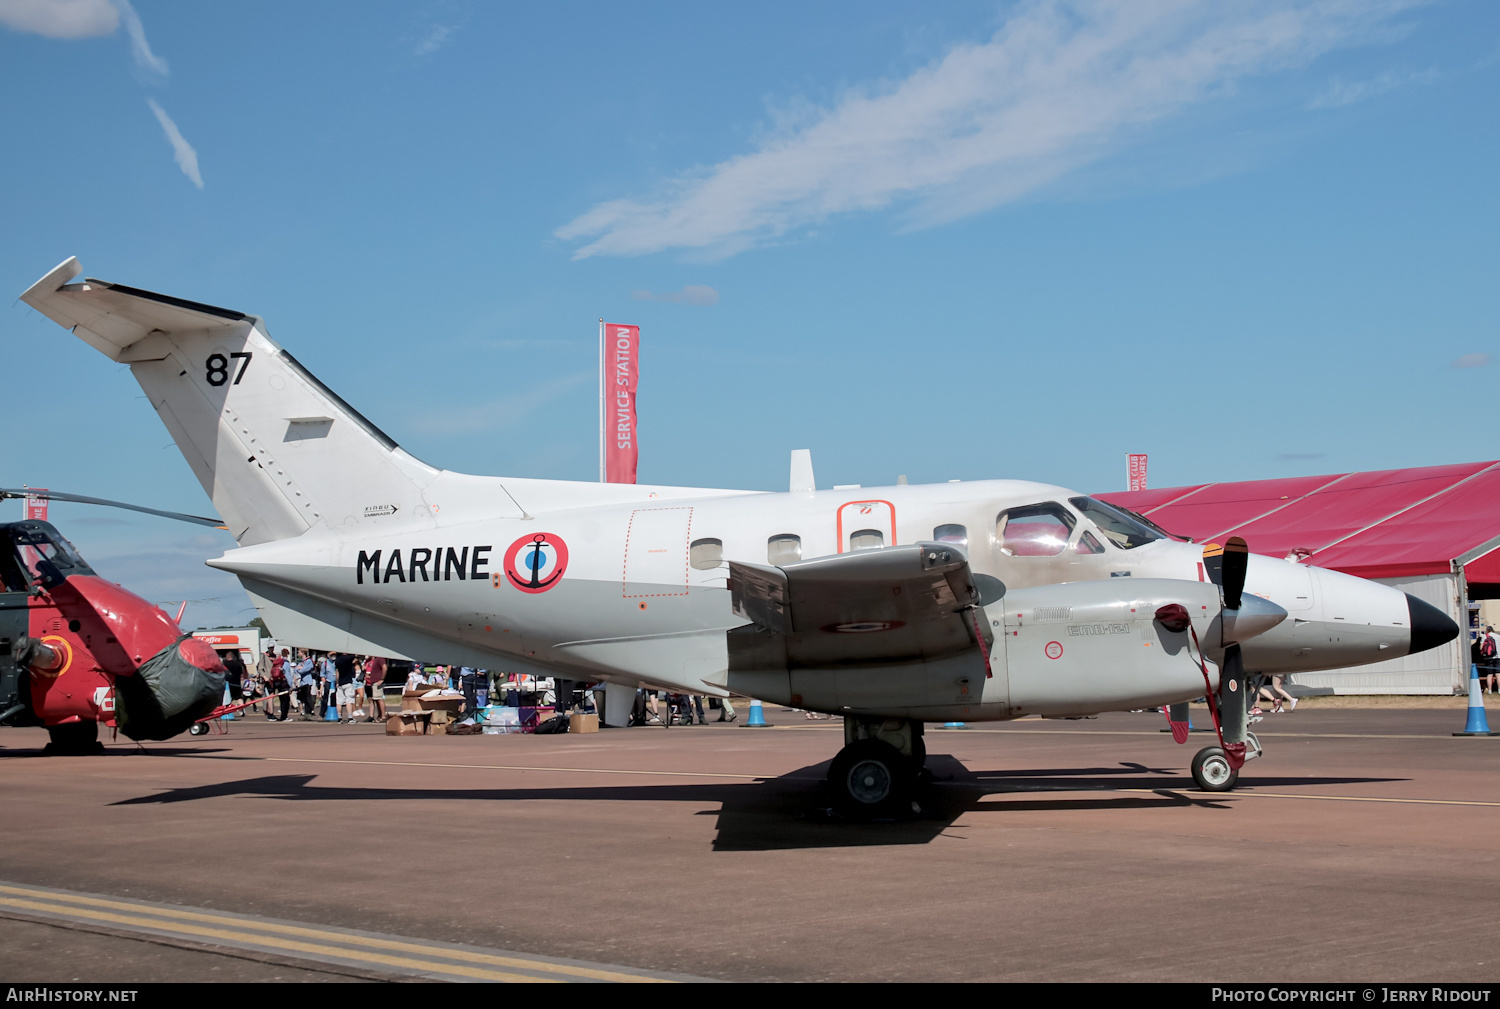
[[1127, 454, 1148, 492], [604, 324, 639, 484], [25, 489, 48, 521]]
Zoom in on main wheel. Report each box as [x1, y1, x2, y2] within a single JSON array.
[[44, 720, 103, 755], [828, 739, 912, 819], [1191, 746, 1239, 792]]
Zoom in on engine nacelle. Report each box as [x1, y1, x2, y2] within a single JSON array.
[[726, 578, 1284, 722]]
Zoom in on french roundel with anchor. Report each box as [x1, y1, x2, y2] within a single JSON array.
[[503, 533, 570, 594]]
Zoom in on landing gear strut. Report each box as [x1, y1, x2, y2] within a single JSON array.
[[1184, 641, 1263, 792], [828, 717, 924, 819]]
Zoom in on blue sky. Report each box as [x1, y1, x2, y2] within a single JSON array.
[[2, 1, 1496, 630]]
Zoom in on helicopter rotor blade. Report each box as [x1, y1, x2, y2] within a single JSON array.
[[0, 488, 225, 529]]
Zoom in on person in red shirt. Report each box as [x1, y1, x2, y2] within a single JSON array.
[[267, 648, 291, 721], [365, 655, 388, 721]]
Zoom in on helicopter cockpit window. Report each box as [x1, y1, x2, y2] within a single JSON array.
[[7, 524, 93, 589], [0, 544, 28, 592], [1068, 496, 1164, 550], [995, 504, 1077, 557]]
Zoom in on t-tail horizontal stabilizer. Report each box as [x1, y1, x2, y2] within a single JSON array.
[[20, 258, 443, 548]]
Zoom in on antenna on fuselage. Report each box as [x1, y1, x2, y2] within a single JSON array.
[[790, 449, 815, 494]]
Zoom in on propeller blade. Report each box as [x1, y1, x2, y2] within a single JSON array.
[[1202, 537, 1249, 610], [0, 488, 225, 529], [1201, 541, 1224, 586], [1222, 536, 1248, 610]]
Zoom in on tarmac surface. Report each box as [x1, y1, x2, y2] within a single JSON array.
[[1, 705, 1498, 983]]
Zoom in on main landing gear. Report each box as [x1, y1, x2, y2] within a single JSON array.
[[827, 717, 926, 819], [44, 719, 104, 755]]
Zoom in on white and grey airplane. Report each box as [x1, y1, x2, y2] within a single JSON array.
[[20, 258, 1458, 815]]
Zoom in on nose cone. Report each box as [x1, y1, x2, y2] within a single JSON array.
[[1220, 594, 1288, 646], [1407, 594, 1459, 655]]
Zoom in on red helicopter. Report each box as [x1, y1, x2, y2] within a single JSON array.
[[1, 489, 228, 754]]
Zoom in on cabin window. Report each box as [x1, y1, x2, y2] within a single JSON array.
[[767, 534, 802, 565], [995, 504, 1077, 557], [689, 538, 723, 570], [933, 524, 968, 547], [849, 528, 884, 551]]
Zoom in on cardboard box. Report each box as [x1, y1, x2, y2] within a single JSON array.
[[400, 690, 427, 713], [568, 712, 599, 734], [386, 712, 429, 736]]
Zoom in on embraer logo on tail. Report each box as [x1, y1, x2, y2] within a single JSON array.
[[356, 546, 492, 584]]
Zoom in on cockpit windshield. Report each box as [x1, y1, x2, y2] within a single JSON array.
[[2, 522, 94, 591], [1068, 497, 1164, 551]]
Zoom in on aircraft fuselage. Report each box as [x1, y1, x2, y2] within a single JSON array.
[[208, 477, 1437, 715]]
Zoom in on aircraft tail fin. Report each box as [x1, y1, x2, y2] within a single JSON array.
[[21, 258, 439, 546]]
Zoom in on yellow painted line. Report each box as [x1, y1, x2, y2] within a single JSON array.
[[1221, 790, 1500, 808], [0, 896, 558, 982], [762, 724, 1477, 740], [0, 885, 669, 983], [964, 728, 1482, 740], [972, 787, 1500, 808]]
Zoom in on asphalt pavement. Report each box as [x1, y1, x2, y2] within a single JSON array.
[[1, 705, 1497, 982]]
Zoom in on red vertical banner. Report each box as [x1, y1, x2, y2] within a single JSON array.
[[25, 489, 49, 521], [603, 323, 639, 484], [1127, 454, 1148, 492]]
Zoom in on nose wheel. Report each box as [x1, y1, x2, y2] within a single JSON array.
[[1191, 746, 1239, 792]]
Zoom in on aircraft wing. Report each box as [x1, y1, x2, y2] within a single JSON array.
[[728, 543, 995, 668], [20, 258, 248, 362]]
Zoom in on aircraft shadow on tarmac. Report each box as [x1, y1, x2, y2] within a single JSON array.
[[105, 755, 1408, 852]]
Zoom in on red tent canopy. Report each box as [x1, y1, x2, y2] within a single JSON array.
[[1098, 461, 1500, 581]]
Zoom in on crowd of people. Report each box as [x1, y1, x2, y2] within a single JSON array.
[[222, 647, 389, 723], [218, 646, 744, 727]]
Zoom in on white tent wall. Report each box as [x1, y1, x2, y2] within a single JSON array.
[[1294, 572, 1466, 695]]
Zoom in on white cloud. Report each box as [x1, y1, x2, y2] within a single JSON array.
[[115, 0, 166, 76], [1309, 67, 1438, 108], [631, 285, 720, 306], [147, 99, 202, 188], [415, 23, 455, 56], [411, 371, 593, 435], [557, 0, 1419, 260], [1452, 353, 1490, 370], [0, 0, 117, 38]]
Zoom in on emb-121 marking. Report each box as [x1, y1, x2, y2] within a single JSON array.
[[1067, 622, 1130, 637]]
